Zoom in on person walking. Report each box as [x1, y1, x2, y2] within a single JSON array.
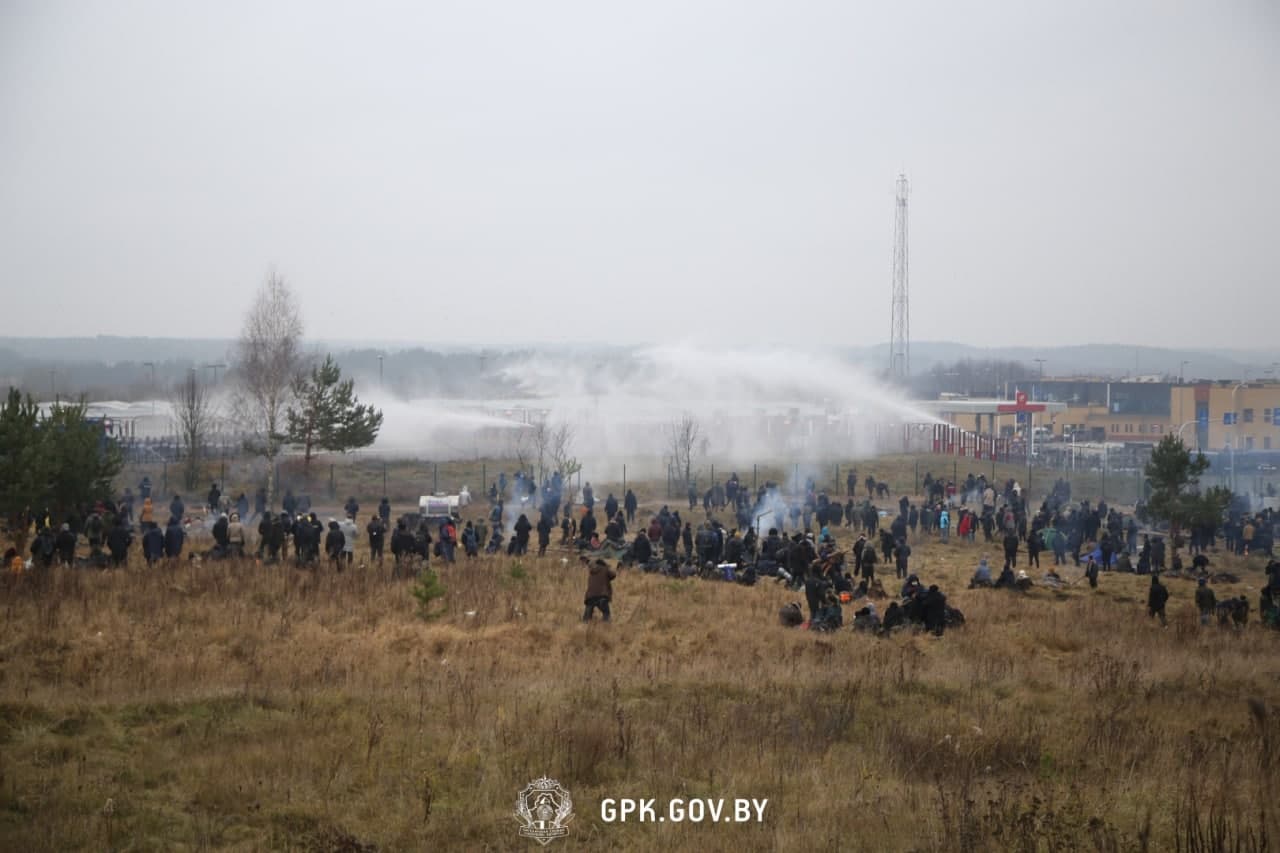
[[583, 558, 616, 622], [1147, 574, 1170, 627]]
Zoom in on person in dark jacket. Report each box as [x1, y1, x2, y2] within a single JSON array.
[[461, 520, 478, 559], [537, 516, 553, 556], [207, 483, 221, 514], [1085, 556, 1099, 589], [629, 530, 652, 566], [811, 589, 844, 632], [923, 585, 948, 636], [141, 523, 164, 566], [860, 542, 878, 583], [106, 518, 133, 568], [804, 562, 833, 621], [514, 514, 532, 555], [1147, 574, 1170, 626], [211, 513, 230, 553], [163, 517, 185, 561], [1026, 529, 1042, 568], [30, 526, 56, 569], [325, 520, 346, 570], [583, 558, 616, 621], [264, 514, 284, 563], [1003, 531, 1019, 570], [624, 490, 638, 523], [344, 496, 359, 520], [367, 515, 387, 564], [55, 523, 77, 566], [390, 520, 416, 577], [893, 539, 911, 579], [378, 498, 391, 524], [292, 518, 313, 567]]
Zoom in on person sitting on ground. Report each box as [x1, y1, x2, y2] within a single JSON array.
[[486, 528, 504, 554], [851, 602, 880, 633], [1217, 596, 1249, 628], [779, 602, 804, 628], [811, 589, 844, 632], [880, 601, 906, 633], [969, 556, 993, 588], [1014, 569, 1033, 591], [1115, 551, 1133, 573], [923, 585, 948, 636], [994, 564, 1016, 589], [629, 529, 652, 567]]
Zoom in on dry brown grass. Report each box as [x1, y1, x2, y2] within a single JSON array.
[[1, 466, 1277, 851]]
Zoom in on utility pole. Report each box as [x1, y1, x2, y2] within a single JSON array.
[[889, 174, 910, 381], [1034, 358, 1046, 381], [143, 361, 157, 413], [378, 355, 384, 387], [202, 363, 227, 385]]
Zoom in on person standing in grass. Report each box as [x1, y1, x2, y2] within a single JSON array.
[[1085, 555, 1099, 589], [367, 514, 387, 564], [1147, 574, 1170, 627], [938, 506, 950, 543], [1195, 577, 1217, 625], [325, 519, 346, 571], [583, 558, 616, 622]]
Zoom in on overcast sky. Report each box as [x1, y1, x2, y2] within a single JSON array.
[[2, 1, 1277, 349]]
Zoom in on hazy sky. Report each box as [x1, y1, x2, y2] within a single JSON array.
[[2, 1, 1277, 348]]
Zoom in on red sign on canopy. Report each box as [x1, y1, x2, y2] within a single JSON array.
[[997, 390, 1046, 414]]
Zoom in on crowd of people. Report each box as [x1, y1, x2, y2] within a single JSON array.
[[7, 464, 1278, 635]]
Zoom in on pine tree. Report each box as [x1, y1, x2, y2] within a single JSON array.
[[0, 389, 123, 551], [285, 355, 383, 469], [1144, 434, 1214, 538]]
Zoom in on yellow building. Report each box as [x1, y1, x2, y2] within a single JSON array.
[[1171, 381, 1280, 452], [973, 379, 1280, 452]]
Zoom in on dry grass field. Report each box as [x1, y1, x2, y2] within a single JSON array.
[[2, 456, 1277, 851]]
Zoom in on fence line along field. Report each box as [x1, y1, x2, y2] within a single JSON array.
[[2, 464, 1278, 851]]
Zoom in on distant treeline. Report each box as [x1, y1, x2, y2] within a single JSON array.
[[0, 346, 531, 402]]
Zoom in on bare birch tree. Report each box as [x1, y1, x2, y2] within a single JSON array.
[[547, 422, 581, 482], [231, 271, 304, 506], [667, 413, 700, 487], [170, 369, 218, 491]]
